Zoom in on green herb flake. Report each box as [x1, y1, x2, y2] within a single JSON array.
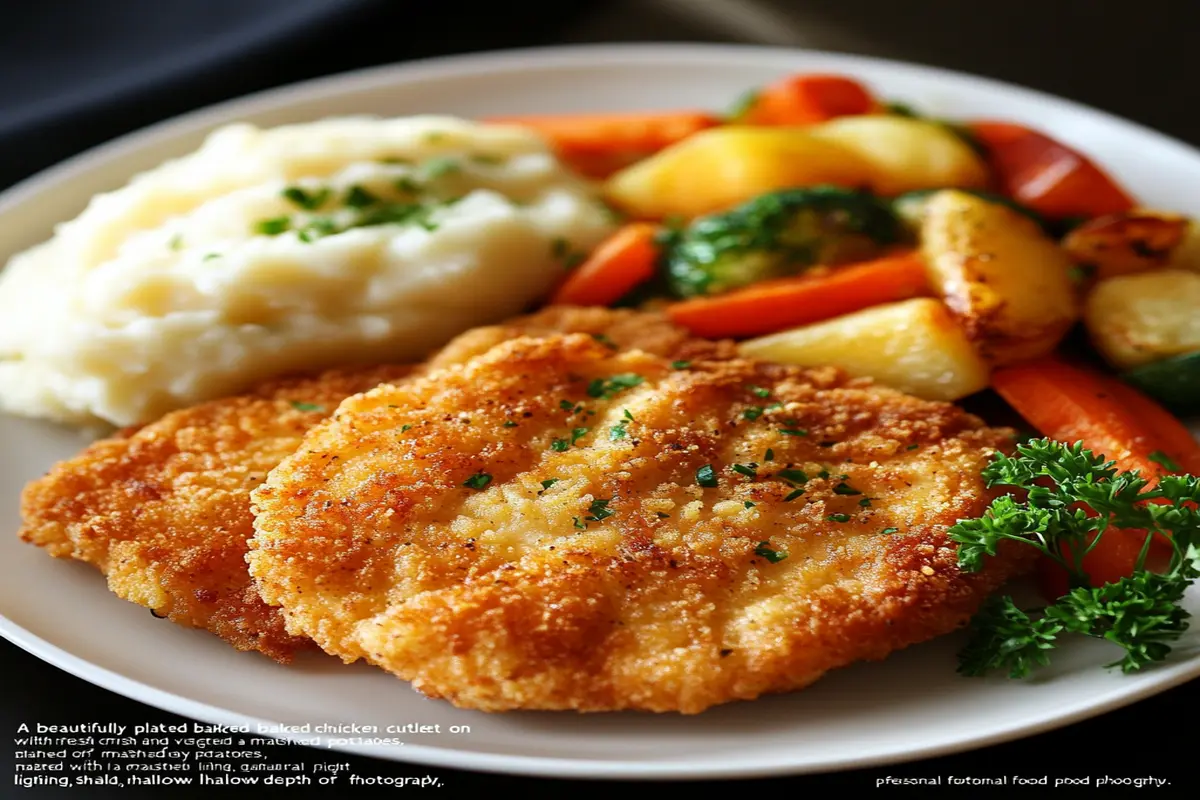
[[743, 407, 763, 422], [463, 472, 493, 490], [778, 468, 808, 485], [587, 374, 645, 399], [1149, 450, 1182, 472], [754, 541, 787, 563], [290, 401, 324, 412], [732, 463, 758, 479], [671, 360, 692, 370], [783, 488, 805, 502], [168, 233, 184, 250], [609, 421, 629, 441], [779, 428, 809, 437], [551, 438, 570, 452], [540, 478, 560, 490], [655, 512, 671, 519], [399, 424, 413, 433], [859, 497, 872, 507], [744, 501, 756, 509], [202, 252, 220, 261], [395, 176, 422, 194], [592, 333, 618, 349], [570, 427, 590, 445], [906, 444, 920, 451], [255, 216, 292, 236], [559, 400, 577, 412], [881, 527, 900, 535], [282, 185, 331, 210], [586, 498, 615, 522], [696, 464, 718, 488], [833, 482, 862, 496], [470, 153, 506, 165], [827, 513, 851, 523], [573, 517, 587, 530], [502, 420, 518, 428], [747, 385, 771, 398], [764, 448, 775, 462], [344, 185, 380, 208]]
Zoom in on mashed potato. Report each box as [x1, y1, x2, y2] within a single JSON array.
[[0, 116, 616, 426]]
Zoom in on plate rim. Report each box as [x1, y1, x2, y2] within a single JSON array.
[[2, 41, 1198, 781]]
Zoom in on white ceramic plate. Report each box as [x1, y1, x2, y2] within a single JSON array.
[[2, 44, 1199, 781]]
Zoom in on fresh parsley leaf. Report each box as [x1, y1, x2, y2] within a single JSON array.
[[880, 527, 900, 535], [779, 428, 808, 437], [783, 489, 805, 502], [671, 360, 692, 370], [551, 438, 570, 452], [587, 374, 645, 399], [609, 420, 629, 440], [747, 385, 771, 398], [732, 463, 758, 479], [777, 468, 808, 485], [573, 517, 587, 530], [1149, 450, 1182, 472], [754, 541, 787, 563], [344, 185, 379, 208], [290, 401, 324, 412], [833, 482, 862, 495], [463, 472, 493, 490], [540, 478, 559, 490], [950, 438, 1200, 679], [858, 497, 872, 507], [282, 185, 331, 210], [743, 407, 763, 421], [255, 216, 291, 236], [502, 420, 518, 428], [764, 448, 775, 462], [827, 513, 851, 522], [744, 501, 756, 509], [586, 498, 615, 522], [696, 464, 718, 488]]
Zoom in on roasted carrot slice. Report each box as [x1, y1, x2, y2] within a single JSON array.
[[991, 357, 1198, 594], [486, 111, 719, 157], [665, 252, 928, 339], [549, 223, 660, 307], [742, 74, 879, 125], [969, 121, 1134, 219]]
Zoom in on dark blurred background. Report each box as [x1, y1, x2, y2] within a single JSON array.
[[3, 0, 1196, 795]]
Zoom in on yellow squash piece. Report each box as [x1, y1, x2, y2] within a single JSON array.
[[1084, 268, 1200, 370], [809, 116, 989, 196], [919, 190, 1080, 366], [738, 298, 990, 402], [603, 126, 875, 220]]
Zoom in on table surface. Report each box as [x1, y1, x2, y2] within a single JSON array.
[[4, 0, 1196, 793]]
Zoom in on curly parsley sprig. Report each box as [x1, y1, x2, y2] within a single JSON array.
[[949, 438, 1200, 678]]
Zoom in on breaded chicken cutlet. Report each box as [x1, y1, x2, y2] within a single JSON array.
[[19, 365, 413, 662], [18, 307, 711, 661], [249, 333, 1033, 713]]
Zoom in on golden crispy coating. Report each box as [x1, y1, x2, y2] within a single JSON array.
[[426, 304, 736, 369], [249, 334, 1032, 711], [19, 365, 412, 662]]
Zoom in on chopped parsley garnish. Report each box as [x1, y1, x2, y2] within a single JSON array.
[[743, 407, 763, 422], [696, 464, 718, 488], [551, 438, 570, 452], [671, 360, 692, 370], [817, 469, 832, 479], [560, 399, 580, 412], [587, 374, 645, 399], [906, 444, 920, 451], [779, 428, 809, 437], [540, 478, 559, 490], [765, 402, 784, 411], [399, 424, 413, 433], [833, 482, 862, 496], [255, 216, 292, 236], [395, 176, 422, 194], [623, 409, 635, 421], [282, 185, 331, 210], [568, 427, 590, 445], [344, 185, 380, 208], [744, 501, 756, 509], [732, 463, 758, 479], [827, 513, 852, 523], [783, 488, 805, 502], [290, 401, 324, 412], [777, 468, 808, 485], [573, 517, 587, 530], [168, 233, 183, 250], [754, 541, 788, 563], [463, 472, 493, 490], [1149, 450, 1182, 472], [586, 498, 615, 522], [859, 497, 873, 507], [592, 333, 617, 349], [297, 217, 338, 242], [610, 420, 629, 440], [881, 527, 900, 535], [502, 420, 518, 428], [203, 252, 221, 261], [764, 448, 775, 462], [656, 512, 671, 519], [949, 438, 1200, 678], [747, 385, 771, 398]]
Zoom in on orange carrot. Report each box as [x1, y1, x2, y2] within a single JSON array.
[[549, 223, 660, 307], [486, 111, 719, 157], [991, 357, 1198, 595], [741, 74, 879, 126], [969, 121, 1134, 219], [664, 252, 928, 339]]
